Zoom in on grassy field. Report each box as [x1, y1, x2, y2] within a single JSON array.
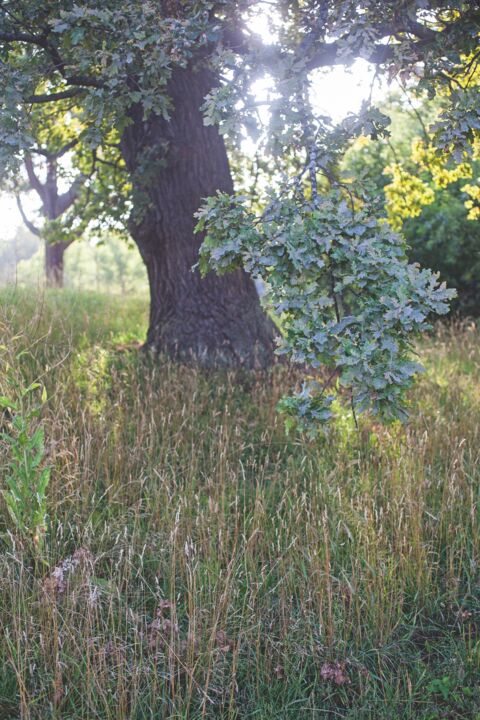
[[0, 288, 479, 720]]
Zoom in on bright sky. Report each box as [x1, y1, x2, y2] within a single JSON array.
[[311, 60, 381, 120], [1, 178, 40, 241], [0, 16, 381, 241], [0, 195, 24, 241]]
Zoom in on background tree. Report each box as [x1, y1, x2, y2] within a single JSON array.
[[384, 132, 480, 317], [10, 230, 147, 294], [15, 152, 88, 289], [345, 92, 480, 316], [1, 98, 89, 287], [2, 97, 131, 288], [379, 54, 480, 316]]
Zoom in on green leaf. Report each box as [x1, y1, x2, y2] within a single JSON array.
[[0, 396, 17, 410]]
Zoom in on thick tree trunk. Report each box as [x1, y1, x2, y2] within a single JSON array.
[[120, 66, 276, 368], [45, 241, 68, 288]]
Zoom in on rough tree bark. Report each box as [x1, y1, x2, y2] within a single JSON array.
[[120, 66, 276, 368]]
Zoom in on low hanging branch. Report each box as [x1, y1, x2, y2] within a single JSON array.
[[197, 78, 461, 433], [197, 181, 454, 432]]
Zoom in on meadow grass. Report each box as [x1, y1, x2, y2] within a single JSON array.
[[0, 288, 479, 719]]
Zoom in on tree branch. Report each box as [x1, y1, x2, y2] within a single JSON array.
[[55, 137, 80, 159], [0, 30, 104, 91], [305, 38, 399, 71], [67, 74, 103, 88], [222, 7, 479, 77], [0, 30, 45, 44], [55, 175, 85, 217], [27, 88, 83, 104], [16, 194, 41, 237], [30, 137, 80, 160], [24, 154, 45, 201]]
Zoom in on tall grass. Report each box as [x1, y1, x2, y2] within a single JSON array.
[[1, 289, 479, 719]]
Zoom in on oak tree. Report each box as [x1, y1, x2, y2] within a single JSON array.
[[1, 1, 479, 424]]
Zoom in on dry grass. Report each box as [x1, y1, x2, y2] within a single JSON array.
[[0, 288, 479, 719]]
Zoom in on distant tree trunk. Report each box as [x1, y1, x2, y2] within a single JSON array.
[[21, 151, 83, 289], [120, 66, 276, 368], [45, 241, 68, 288]]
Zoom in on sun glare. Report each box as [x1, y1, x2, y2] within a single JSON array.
[[311, 60, 381, 121]]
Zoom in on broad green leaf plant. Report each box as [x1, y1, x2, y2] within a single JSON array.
[[0, 385, 50, 555]]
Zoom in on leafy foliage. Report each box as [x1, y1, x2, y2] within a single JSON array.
[[373, 91, 480, 316], [430, 87, 480, 161], [401, 190, 480, 317], [197, 183, 454, 430], [344, 90, 480, 316]]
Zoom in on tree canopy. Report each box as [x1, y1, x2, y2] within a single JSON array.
[[1, 1, 479, 429]]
